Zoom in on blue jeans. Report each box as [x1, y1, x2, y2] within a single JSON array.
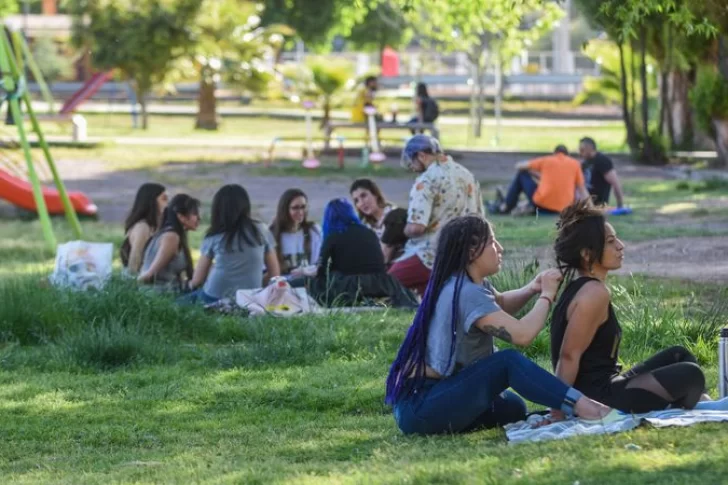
[[177, 289, 219, 305], [504, 171, 538, 212], [393, 349, 583, 435]]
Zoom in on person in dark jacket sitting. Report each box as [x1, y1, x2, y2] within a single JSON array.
[[312, 198, 417, 308]]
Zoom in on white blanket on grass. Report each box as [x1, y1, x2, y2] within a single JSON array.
[[505, 409, 728, 444]]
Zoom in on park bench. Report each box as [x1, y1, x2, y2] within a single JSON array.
[[323, 120, 440, 150]]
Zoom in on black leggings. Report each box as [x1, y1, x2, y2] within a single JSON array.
[[599, 346, 706, 414]]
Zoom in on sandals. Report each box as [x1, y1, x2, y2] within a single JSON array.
[[579, 409, 626, 425]]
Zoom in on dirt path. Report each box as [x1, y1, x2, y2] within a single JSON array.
[[513, 236, 728, 284], [3, 149, 726, 284]]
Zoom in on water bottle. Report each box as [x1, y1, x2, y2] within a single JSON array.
[[719, 328, 728, 398]]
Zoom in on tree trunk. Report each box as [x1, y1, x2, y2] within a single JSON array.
[[475, 57, 486, 139], [667, 69, 692, 149], [659, 70, 667, 136], [136, 88, 148, 130], [320, 97, 331, 129], [630, 41, 637, 137], [639, 28, 652, 162], [718, 36, 728, 80], [468, 58, 477, 143], [712, 118, 728, 168], [618, 42, 638, 153], [493, 53, 503, 145], [661, 24, 673, 143], [196, 74, 219, 131]]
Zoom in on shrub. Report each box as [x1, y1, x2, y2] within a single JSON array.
[[690, 65, 728, 135]]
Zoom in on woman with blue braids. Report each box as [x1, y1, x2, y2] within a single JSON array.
[[386, 214, 616, 435], [310, 198, 417, 308]]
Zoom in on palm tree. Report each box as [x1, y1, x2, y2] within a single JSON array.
[[309, 60, 353, 128], [175, 0, 291, 130]]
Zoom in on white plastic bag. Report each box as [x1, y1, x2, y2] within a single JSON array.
[[235, 277, 320, 317], [50, 240, 113, 291]]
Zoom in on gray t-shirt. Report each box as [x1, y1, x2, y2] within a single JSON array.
[[426, 275, 501, 376], [141, 230, 188, 291], [200, 222, 275, 299]]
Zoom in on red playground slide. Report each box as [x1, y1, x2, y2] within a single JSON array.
[[59, 71, 114, 115], [0, 169, 98, 217]]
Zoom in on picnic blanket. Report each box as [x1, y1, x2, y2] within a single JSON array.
[[505, 409, 728, 444]]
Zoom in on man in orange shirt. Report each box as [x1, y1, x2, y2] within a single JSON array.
[[497, 145, 590, 215]]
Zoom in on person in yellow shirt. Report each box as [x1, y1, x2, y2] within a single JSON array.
[[351, 76, 379, 123], [496, 145, 590, 215]]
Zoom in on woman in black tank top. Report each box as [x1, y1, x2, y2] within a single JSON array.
[[550, 201, 722, 414], [551, 276, 622, 399]]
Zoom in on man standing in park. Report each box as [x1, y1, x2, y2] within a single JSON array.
[[351, 76, 379, 123], [492, 145, 590, 215], [579, 137, 626, 208], [389, 135, 484, 295]]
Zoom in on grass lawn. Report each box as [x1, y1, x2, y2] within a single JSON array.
[[30, 114, 629, 153], [487, 178, 728, 248], [1, 176, 727, 483]]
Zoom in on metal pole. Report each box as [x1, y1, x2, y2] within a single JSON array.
[[18, 33, 55, 113], [0, 30, 57, 250], [22, 83, 83, 238]]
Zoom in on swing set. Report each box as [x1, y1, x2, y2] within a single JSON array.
[[0, 26, 92, 250]]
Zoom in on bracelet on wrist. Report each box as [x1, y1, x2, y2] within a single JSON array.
[[539, 294, 554, 306]]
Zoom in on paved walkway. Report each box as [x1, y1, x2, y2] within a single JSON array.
[[32, 102, 621, 128]]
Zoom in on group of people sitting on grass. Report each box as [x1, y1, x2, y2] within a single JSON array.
[[119, 179, 418, 308], [118, 134, 629, 308], [386, 200, 728, 435], [116, 133, 725, 434]]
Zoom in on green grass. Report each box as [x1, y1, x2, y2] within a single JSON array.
[[32, 113, 629, 153], [486, 178, 728, 248], [1, 178, 728, 483]]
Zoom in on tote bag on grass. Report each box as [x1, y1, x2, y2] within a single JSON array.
[[50, 240, 113, 290]]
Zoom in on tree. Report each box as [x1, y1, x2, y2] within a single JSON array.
[[31, 36, 73, 83], [575, 0, 725, 163], [691, 65, 728, 166], [171, 0, 291, 130], [408, 0, 562, 138], [259, 0, 364, 49], [347, 1, 412, 65], [67, 0, 201, 130], [0, 0, 17, 16], [310, 60, 353, 127], [280, 59, 353, 127]]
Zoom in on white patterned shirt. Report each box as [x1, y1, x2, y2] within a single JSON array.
[[401, 157, 484, 269]]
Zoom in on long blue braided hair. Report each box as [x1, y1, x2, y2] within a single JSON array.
[[385, 215, 492, 405]]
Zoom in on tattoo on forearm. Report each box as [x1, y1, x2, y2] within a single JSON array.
[[483, 325, 513, 343]]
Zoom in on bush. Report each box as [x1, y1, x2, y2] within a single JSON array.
[[31, 36, 74, 83], [690, 65, 728, 135]]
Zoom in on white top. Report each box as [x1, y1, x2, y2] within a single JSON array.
[[363, 204, 394, 240], [279, 225, 322, 273]]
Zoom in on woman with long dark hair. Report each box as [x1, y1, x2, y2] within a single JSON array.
[[349, 179, 394, 240], [138, 194, 200, 292], [310, 199, 417, 308], [269, 188, 322, 276], [386, 214, 614, 435], [120, 183, 167, 274], [186, 184, 280, 304], [550, 200, 724, 415], [408, 82, 439, 133]]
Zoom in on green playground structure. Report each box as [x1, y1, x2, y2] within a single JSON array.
[[0, 26, 89, 250]]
